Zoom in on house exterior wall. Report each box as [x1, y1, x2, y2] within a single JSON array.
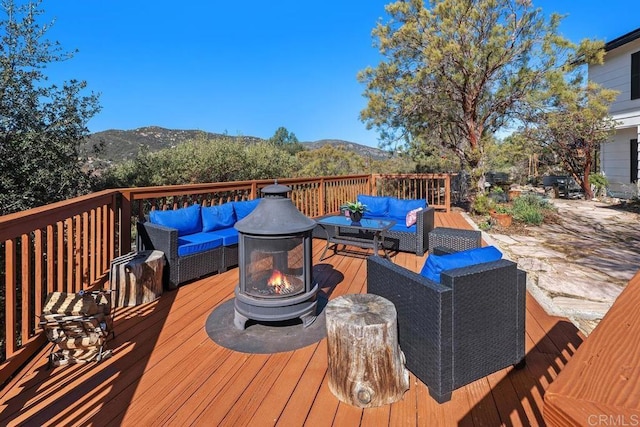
[[589, 34, 640, 186], [600, 127, 639, 183]]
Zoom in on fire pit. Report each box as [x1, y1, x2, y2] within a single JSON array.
[[233, 182, 319, 330]]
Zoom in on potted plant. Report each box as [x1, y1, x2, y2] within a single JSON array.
[[489, 204, 513, 227], [340, 200, 367, 222]]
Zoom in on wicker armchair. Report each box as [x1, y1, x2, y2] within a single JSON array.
[[383, 206, 434, 255], [367, 252, 526, 403]]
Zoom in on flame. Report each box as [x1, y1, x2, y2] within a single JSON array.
[[267, 269, 294, 294]]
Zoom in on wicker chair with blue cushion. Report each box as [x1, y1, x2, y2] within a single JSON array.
[[367, 245, 526, 403], [137, 199, 260, 289]]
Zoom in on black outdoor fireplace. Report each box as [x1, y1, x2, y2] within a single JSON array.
[[233, 182, 319, 330]]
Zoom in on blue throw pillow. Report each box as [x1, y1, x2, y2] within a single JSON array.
[[201, 203, 236, 232], [357, 195, 390, 218], [149, 204, 202, 236], [420, 245, 502, 284], [233, 199, 261, 221], [388, 198, 427, 222]]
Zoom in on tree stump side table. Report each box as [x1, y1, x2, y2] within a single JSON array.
[[325, 294, 409, 408], [112, 250, 165, 307]]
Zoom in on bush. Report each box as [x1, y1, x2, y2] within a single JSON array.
[[472, 194, 495, 215], [590, 173, 609, 197], [512, 194, 553, 225]]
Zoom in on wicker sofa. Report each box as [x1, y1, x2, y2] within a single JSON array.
[[367, 246, 526, 403], [136, 199, 260, 289], [315, 194, 435, 256]]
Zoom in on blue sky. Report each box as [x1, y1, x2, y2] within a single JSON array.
[[40, 1, 639, 147]]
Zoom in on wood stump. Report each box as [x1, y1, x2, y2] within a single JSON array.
[[114, 250, 165, 306], [325, 294, 409, 408]]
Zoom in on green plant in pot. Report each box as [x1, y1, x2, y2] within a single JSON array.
[[490, 203, 513, 227], [340, 200, 367, 222]]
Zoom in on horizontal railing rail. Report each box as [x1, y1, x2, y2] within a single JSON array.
[[0, 173, 450, 386]]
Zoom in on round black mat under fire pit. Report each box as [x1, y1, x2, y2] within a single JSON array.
[[205, 296, 328, 354]]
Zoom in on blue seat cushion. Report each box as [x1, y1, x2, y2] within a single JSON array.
[[202, 203, 236, 232], [420, 245, 503, 284], [390, 222, 417, 233], [207, 227, 239, 246], [177, 232, 223, 257], [357, 195, 391, 218], [233, 199, 261, 221], [388, 198, 427, 222], [149, 204, 202, 237]]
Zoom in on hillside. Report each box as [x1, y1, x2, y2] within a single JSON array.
[[305, 139, 391, 161], [82, 126, 390, 165]]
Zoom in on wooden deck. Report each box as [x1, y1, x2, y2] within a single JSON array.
[[0, 212, 585, 426]]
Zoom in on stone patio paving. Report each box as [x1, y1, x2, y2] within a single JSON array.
[[465, 198, 640, 335]]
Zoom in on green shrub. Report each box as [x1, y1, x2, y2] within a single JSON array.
[[472, 194, 495, 215], [590, 173, 609, 197], [494, 203, 512, 214], [478, 217, 493, 231], [512, 194, 552, 225]]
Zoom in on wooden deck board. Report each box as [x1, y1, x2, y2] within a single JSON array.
[[0, 212, 587, 426], [544, 270, 640, 426]]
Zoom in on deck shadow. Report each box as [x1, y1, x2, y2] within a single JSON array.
[[0, 288, 179, 426], [205, 297, 327, 354], [458, 319, 584, 426]]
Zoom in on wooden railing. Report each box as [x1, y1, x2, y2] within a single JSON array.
[[373, 173, 451, 212], [0, 173, 450, 385], [0, 190, 119, 384]]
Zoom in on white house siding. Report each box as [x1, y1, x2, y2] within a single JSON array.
[[589, 39, 640, 115], [589, 35, 640, 186], [600, 127, 639, 184]]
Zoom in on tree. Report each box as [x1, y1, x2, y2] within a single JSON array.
[[268, 126, 304, 155], [527, 80, 618, 199], [100, 136, 300, 188], [295, 145, 366, 177], [485, 134, 537, 185], [358, 0, 602, 191], [0, 0, 100, 215]]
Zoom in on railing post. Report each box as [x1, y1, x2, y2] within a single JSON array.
[[5, 239, 17, 357], [120, 190, 132, 254], [445, 174, 451, 212], [319, 177, 325, 216]]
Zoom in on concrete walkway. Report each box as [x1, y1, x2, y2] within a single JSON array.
[[464, 199, 640, 335]]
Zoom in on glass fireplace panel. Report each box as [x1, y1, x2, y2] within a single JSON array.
[[242, 235, 305, 298]]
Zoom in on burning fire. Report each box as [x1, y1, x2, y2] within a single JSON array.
[[267, 269, 294, 294]]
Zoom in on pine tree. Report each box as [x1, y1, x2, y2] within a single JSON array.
[[0, 0, 101, 215], [359, 0, 603, 191]]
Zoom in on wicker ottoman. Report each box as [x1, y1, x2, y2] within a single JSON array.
[[428, 227, 482, 254]]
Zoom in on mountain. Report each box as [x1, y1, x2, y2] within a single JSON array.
[[304, 139, 391, 161], [81, 126, 261, 163], [81, 126, 390, 165]]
